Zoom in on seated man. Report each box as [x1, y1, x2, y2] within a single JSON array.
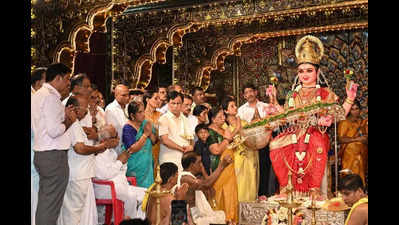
[[146, 163, 194, 225], [58, 96, 119, 225], [94, 124, 147, 220], [339, 174, 368, 225], [179, 151, 233, 225]]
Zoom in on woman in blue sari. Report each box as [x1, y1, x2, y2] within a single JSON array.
[[122, 101, 158, 188]]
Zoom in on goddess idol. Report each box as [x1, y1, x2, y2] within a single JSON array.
[[263, 35, 359, 196]]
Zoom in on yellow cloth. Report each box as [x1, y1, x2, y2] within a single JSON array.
[[141, 183, 156, 212], [212, 147, 238, 223], [345, 197, 368, 225], [338, 118, 368, 184], [223, 121, 259, 202]]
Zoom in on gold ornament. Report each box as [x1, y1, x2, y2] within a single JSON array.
[[295, 35, 324, 65]]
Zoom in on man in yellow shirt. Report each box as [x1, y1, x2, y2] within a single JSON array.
[[339, 174, 368, 225]]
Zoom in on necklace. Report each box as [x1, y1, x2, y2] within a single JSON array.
[[283, 153, 313, 184]]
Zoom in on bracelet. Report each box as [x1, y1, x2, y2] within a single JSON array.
[[345, 98, 354, 105]]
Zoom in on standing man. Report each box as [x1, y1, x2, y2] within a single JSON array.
[[157, 85, 168, 109], [157, 84, 184, 115], [159, 91, 194, 172], [190, 87, 206, 112], [105, 84, 130, 154], [62, 73, 92, 105], [237, 83, 278, 198], [31, 63, 76, 225], [31, 67, 47, 94]]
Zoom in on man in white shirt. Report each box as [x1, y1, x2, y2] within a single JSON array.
[[58, 96, 119, 225], [31, 67, 47, 225], [190, 87, 206, 113], [182, 95, 199, 142], [159, 91, 194, 172], [31, 67, 46, 95], [157, 84, 184, 115], [237, 83, 269, 123], [94, 125, 147, 220], [237, 83, 279, 198], [31, 63, 76, 225], [62, 73, 92, 105], [105, 84, 130, 154]]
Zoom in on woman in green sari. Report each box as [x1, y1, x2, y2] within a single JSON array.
[[122, 101, 158, 188]]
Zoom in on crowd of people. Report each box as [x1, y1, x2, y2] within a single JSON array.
[[31, 35, 367, 225]]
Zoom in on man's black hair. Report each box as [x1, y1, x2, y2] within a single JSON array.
[[190, 86, 204, 96], [70, 73, 89, 92], [160, 162, 178, 185], [167, 90, 184, 102], [195, 123, 209, 135], [182, 151, 200, 170], [193, 104, 208, 117], [31, 67, 47, 85], [65, 96, 79, 108], [45, 63, 71, 82], [338, 174, 365, 192], [242, 82, 257, 92]]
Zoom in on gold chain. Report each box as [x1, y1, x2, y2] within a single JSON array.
[[283, 153, 313, 178]]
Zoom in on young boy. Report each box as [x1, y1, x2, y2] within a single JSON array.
[[193, 123, 211, 176]]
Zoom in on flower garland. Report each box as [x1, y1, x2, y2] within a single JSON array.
[[242, 101, 342, 130]]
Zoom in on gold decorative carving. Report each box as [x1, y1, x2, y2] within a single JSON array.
[[197, 21, 368, 91]]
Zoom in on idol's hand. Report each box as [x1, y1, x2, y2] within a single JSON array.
[[346, 81, 359, 100], [263, 104, 279, 116], [318, 115, 333, 127]]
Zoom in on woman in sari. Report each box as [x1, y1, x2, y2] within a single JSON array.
[[122, 101, 158, 188], [143, 91, 162, 176], [207, 106, 238, 224], [338, 100, 368, 184], [265, 35, 359, 196], [221, 97, 272, 202]]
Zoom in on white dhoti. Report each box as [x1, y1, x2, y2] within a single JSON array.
[[94, 180, 147, 220], [57, 179, 98, 225], [178, 172, 225, 225], [190, 191, 226, 225]]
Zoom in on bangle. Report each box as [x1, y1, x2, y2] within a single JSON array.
[[345, 98, 354, 105], [142, 134, 148, 139]]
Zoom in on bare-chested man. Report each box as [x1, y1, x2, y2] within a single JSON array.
[[179, 151, 233, 225], [146, 162, 194, 225], [339, 174, 368, 225]]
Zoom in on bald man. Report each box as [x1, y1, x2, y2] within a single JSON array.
[[105, 84, 130, 154]]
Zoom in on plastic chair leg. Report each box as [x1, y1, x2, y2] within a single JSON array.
[[104, 205, 113, 225]]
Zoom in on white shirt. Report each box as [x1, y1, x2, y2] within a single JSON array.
[[157, 104, 169, 115], [31, 83, 70, 151], [105, 99, 128, 154], [187, 114, 198, 142], [237, 100, 269, 123], [158, 111, 194, 171], [66, 121, 96, 181]]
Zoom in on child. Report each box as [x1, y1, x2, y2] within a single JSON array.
[[194, 123, 211, 176]]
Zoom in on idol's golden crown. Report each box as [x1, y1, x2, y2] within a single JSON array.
[[295, 35, 324, 65]]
